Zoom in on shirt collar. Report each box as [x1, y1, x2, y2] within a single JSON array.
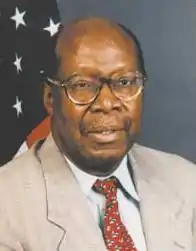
[[65, 155, 140, 202]]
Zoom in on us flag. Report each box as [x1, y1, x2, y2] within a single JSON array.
[[0, 0, 61, 166]]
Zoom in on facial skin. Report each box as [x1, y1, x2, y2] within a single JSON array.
[[43, 18, 144, 176]]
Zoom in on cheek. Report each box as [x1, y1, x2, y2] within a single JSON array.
[[57, 97, 86, 140], [126, 96, 143, 132]]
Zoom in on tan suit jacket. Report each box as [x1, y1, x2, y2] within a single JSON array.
[[0, 134, 196, 251]]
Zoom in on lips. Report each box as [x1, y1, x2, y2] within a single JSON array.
[[98, 130, 118, 134], [86, 129, 125, 143], [80, 114, 132, 139], [86, 128, 124, 134]]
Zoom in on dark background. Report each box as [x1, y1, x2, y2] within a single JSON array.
[[57, 0, 196, 162]]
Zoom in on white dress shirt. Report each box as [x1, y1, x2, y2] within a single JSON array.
[[66, 155, 147, 251]]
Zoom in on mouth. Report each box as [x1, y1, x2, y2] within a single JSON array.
[[86, 129, 125, 143]]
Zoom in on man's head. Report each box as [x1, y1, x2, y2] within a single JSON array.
[[43, 17, 147, 176]]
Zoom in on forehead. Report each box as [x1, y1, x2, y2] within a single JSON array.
[[58, 30, 140, 76]]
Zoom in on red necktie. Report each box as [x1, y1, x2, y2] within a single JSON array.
[[93, 176, 138, 251]]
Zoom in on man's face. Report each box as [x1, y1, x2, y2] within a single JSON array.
[[45, 31, 143, 174]]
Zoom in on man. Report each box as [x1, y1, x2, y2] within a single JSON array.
[[0, 17, 196, 251]]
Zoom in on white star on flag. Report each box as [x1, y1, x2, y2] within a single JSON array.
[[13, 96, 23, 117], [43, 18, 60, 37], [13, 53, 22, 74], [11, 7, 26, 30]]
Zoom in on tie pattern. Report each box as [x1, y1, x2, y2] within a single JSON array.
[[93, 176, 138, 251]]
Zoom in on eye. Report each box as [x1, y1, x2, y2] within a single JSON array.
[[118, 77, 136, 86], [71, 81, 92, 90]]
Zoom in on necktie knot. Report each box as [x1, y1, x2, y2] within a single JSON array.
[[93, 176, 118, 198]]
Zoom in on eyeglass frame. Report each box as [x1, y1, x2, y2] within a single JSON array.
[[42, 70, 148, 105]]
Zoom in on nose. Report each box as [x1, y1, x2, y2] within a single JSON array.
[[90, 84, 122, 113]]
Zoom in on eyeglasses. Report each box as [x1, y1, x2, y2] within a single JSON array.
[[44, 71, 148, 105]]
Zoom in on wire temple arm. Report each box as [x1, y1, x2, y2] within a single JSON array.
[[40, 70, 63, 87]]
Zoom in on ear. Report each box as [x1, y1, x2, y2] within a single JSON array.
[[43, 83, 54, 116]]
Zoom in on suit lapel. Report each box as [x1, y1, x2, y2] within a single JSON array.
[[37, 135, 107, 251], [129, 144, 192, 251]]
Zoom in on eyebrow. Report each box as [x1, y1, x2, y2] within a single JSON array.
[[65, 70, 143, 80]]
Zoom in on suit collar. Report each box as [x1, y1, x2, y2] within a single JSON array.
[[129, 144, 191, 251], [37, 134, 107, 251]]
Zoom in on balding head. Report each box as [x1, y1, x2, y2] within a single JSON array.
[[55, 17, 145, 77]]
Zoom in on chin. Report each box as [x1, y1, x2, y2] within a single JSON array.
[[84, 150, 126, 176], [64, 141, 129, 176], [87, 145, 127, 161]]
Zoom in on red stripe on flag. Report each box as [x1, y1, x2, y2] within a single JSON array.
[[26, 116, 50, 148]]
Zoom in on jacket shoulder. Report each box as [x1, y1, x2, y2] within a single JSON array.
[[131, 144, 196, 197], [133, 143, 196, 170], [0, 141, 44, 190]]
